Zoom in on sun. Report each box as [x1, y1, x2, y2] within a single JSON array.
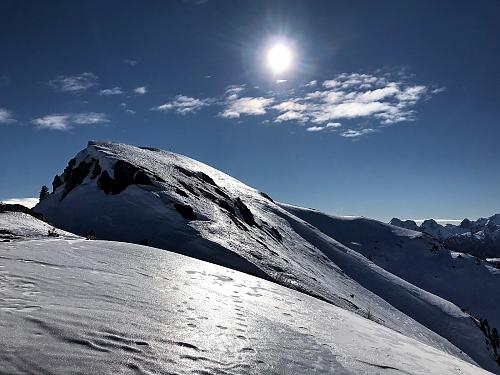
[[267, 43, 293, 74]]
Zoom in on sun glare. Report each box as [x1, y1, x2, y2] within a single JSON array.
[[267, 43, 293, 74]]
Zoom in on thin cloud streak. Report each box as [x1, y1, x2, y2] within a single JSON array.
[[32, 112, 109, 130], [48, 73, 98, 92]]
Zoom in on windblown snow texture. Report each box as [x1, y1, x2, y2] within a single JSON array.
[[0, 237, 492, 375]]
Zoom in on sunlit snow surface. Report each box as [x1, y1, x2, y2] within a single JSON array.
[[33, 142, 499, 371], [0, 239, 491, 374]]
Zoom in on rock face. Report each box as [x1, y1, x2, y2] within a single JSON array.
[[33, 141, 500, 371]]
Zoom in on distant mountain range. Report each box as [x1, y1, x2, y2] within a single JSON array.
[[390, 215, 500, 258]]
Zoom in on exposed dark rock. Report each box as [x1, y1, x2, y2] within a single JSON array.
[[97, 160, 155, 195], [199, 188, 218, 202], [91, 161, 101, 179], [175, 165, 196, 178], [228, 214, 248, 231], [134, 170, 154, 186], [140, 147, 161, 152], [174, 203, 197, 220], [174, 187, 189, 198], [175, 165, 217, 187], [213, 186, 230, 200], [61, 160, 94, 199], [271, 264, 285, 273], [269, 227, 283, 243], [178, 180, 199, 197], [235, 198, 258, 227], [259, 191, 274, 203], [97, 171, 115, 194], [195, 171, 216, 186], [52, 175, 63, 192], [217, 199, 236, 216]]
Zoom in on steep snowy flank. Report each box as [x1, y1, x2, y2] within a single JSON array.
[[34, 141, 499, 371], [0, 238, 492, 375], [390, 215, 500, 258], [283, 204, 500, 330]]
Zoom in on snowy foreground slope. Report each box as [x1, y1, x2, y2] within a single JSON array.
[[0, 238, 492, 375], [34, 141, 500, 371]]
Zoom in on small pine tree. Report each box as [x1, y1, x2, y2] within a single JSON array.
[[39, 185, 49, 201]]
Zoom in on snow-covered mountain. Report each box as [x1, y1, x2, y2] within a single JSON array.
[[32, 141, 500, 371], [390, 216, 500, 258]]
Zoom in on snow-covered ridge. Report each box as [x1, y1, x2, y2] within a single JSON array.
[[34, 141, 500, 371], [390, 215, 500, 258], [0, 204, 78, 241]]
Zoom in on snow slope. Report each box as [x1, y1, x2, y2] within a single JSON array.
[[0, 210, 78, 241], [284, 204, 500, 330], [34, 141, 499, 371], [0, 238, 492, 375]]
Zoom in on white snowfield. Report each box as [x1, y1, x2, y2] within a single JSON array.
[[0, 238, 492, 375], [33, 141, 500, 372]]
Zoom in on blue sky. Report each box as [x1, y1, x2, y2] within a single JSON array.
[[1, 0, 499, 221]]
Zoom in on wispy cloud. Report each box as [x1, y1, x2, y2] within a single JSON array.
[[306, 122, 341, 132], [123, 59, 138, 66], [304, 80, 317, 87], [133, 86, 147, 95], [48, 72, 98, 92], [340, 128, 376, 138], [220, 97, 274, 118], [120, 103, 136, 114], [152, 95, 210, 114], [99, 87, 124, 96], [0, 197, 38, 208], [151, 71, 440, 138], [32, 112, 109, 130], [0, 108, 15, 124]]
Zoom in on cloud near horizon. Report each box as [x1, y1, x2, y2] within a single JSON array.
[[0, 197, 38, 208], [32, 112, 109, 130], [153, 72, 442, 137]]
